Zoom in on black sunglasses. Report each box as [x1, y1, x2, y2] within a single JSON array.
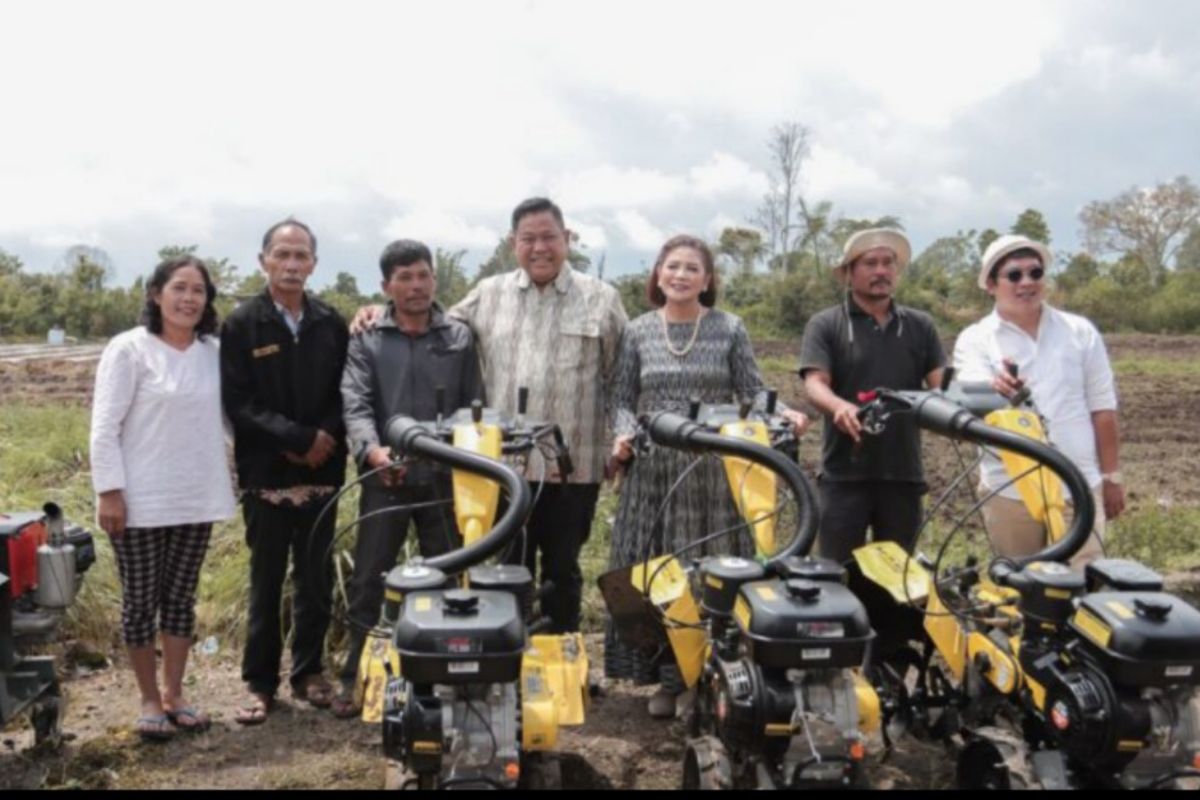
[[1000, 266, 1045, 284]]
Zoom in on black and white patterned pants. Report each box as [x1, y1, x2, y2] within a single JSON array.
[[110, 523, 213, 648]]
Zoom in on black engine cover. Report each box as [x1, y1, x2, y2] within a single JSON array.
[[394, 589, 525, 684], [1071, 592, 1200, 687], [735, 578, 873, 669]]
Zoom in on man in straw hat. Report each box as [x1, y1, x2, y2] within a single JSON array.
[[799, 228, 946, 564], [952, 234, 1122, 566]]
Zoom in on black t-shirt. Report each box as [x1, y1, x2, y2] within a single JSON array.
[[798, 299, 945, 484]]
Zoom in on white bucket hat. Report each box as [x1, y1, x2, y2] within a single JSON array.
[[978, 234, 1053, 289], [836, 228, 911, 273]]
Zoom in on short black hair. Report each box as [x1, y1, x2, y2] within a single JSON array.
[[140, 255, 219, 340], [379, 239, 434, 281], [261, 217, 318, 256], [511, 197, 565, 232], [989, 246, 1044, 282]]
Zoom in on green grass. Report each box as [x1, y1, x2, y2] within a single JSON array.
[[1112, 357, 1200, 377], [0, 404, 366, 653], [757, 356, 797, 376], [1105, 507, 1200, 572]]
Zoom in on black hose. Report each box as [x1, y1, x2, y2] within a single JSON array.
[[644, 411, 819, 563], [898, 392, 1095, 577], [385, 415, 531, 576]]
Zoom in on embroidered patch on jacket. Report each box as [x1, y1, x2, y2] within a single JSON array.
[[252, 344, 281, 358]]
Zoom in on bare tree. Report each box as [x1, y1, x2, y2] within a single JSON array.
[[1080, 176, 1200, 278], [754, 122, 811, 270]]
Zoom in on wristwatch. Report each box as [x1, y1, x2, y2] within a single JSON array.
[[1101, 471, 1123, 486]]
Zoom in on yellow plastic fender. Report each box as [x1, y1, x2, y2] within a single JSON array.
[[852, 541, 931, 604], [718, 420, 778, 558], [521, 633, 590, 751], [630, 555, 708, 688], [984, 408, 1067, 544]]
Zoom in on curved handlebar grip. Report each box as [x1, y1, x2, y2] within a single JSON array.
[[897, 392, 1095, 569], [383, 414, 532, 576], [645, 411, 819, 563], [646, 411, 703, 451]]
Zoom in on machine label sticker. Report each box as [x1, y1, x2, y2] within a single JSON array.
[[755, 585, 778, 601], [1072, 609, 1113, 649], [734, 598, 752, 630], [1165, 666, 1193, 678], [1105, 601, 1134, 620], [801, 648, 831, 661], [448, 661, 480, 675]]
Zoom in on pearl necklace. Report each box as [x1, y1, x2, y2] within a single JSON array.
[[660, 308, 706, 358]]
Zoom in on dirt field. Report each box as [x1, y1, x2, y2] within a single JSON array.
[[2, 334, 1198, 789]]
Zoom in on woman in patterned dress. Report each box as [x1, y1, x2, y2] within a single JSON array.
[[604, 235, 810, 718]]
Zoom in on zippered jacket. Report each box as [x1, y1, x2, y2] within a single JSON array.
[[341, 303, 484, 486], [220, 289, 349, 490]]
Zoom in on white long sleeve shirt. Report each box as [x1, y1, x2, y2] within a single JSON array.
[[89, 327, 236, 528], [953, 304, 1118, 498]]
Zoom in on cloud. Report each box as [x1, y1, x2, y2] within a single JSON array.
[[381, 210, 498, 250], [0, 0, 1197, 289], [553, 166, 684, 212], [567, 219, 609, 250], [688, 153, 767, 200], [613, 210, 667, 251]]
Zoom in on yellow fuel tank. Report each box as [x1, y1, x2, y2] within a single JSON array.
[[718, 419, 778, 558], [984, 408, 1066, 544], [451, 422, 503, 548]]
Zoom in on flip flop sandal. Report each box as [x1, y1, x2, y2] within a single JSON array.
[[292, 675, 335, 709], [330, 691, 361, 720], [166, 706, 212, 733], [235, 694, 273, 726], [136, 712, 177, 742]]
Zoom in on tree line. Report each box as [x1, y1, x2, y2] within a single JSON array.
[[2, 127, 1199, 340]]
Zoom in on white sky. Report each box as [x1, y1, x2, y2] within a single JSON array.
[[1, 0, 1197, 287]]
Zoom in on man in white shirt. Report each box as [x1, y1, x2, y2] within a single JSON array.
[[953, 235, 1126, 566]]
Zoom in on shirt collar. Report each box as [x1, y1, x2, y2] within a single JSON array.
[[376, 301, 451, 332], [258, 288, 319, 322], [516, 264, 573, 294], [987, 302, 1055, 337], [846, 295, 898, 322]]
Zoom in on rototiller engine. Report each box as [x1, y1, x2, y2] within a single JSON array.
[[601, 396, 880, 790], [850, 383, 1200, 790], [369, 398, 588, 790]]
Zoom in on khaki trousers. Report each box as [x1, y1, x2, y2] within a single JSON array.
[[980, 488, 1106, 570]]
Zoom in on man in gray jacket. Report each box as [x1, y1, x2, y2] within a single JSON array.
[[336, 239, 484, 715]]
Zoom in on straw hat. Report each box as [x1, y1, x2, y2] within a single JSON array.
[[978, 234, 1053, 289], [837, 228, 911, 273]]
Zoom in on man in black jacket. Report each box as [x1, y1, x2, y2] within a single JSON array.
[[221, 218, 349, 724], [335, 239, 484, 716]]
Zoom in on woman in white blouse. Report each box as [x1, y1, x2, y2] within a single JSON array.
[[90, 255, 235, 741]]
